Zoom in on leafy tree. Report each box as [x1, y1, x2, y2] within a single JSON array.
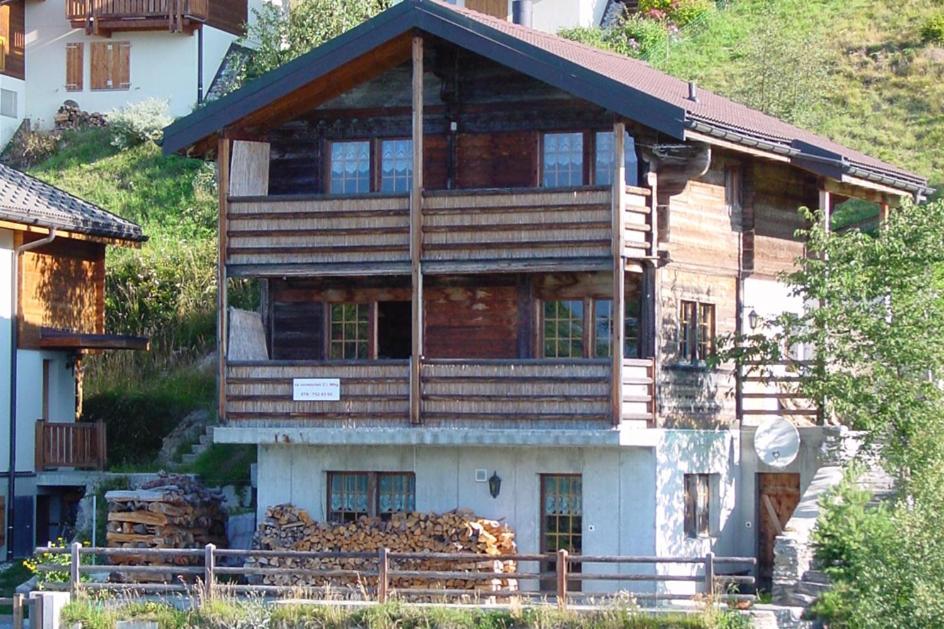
[[243, 0, 392, 81], [720, 199, 944, 626]]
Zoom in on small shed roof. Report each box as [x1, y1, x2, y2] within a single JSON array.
[[163, 0, 930, 196], [0, 162, 146, 243]]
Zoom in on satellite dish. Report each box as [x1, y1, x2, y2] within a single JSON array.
[[754, 418, 800, 468]]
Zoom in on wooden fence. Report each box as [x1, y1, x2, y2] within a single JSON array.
[[740, 359, 820, 422], [33, 544, 756, 608], [34, 420, 107, 471], [0, 596, 24, 629]]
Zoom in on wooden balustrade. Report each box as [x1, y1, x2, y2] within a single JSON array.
[[67, 0, 209, 31], [35, 420, 106, 471], [740, 359, 819, 422], [622, 358, 657, 426], [225, 186, 655, 276]]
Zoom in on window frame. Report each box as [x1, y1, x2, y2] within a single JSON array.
[[326, 137, 414, 195], [327, 139, 372, 195], [378, 137, 413, 193], [326, 471, 416, 523], [592, 129, 640, 187], [679, 299, 715, 363], [540, 131, 586, 188], [540, 297, 640, 359], [684, 473, 715, 538], [540, 130, 640, 189], [540, 473, 583, 592], [326, 302, 373, 360]]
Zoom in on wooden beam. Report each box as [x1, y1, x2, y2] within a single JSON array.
[[611, 122, 626, 426], [217, 136, 232, 423], [0, 220, 142, 248], [823, 177, 903, 206], [409, 35, 424, 425]]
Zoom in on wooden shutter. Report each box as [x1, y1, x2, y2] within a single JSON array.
[[464, 0, 507, 18], [90, 41, 130, 90], [684, 474, 697, 536], [0, 5, 9, 74], [66, 42, 83, 91]]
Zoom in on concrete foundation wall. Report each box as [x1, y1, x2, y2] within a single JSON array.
[[0, 77, 26, 148]]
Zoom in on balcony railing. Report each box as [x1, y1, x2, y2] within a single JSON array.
[[35, 420, 107, 471], [741, 360, 820, 423], [224, 358, 656, 427], [225, 186, 654, 276], [67, 0, 209, 32]]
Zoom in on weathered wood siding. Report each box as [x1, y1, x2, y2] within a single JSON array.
[[0, 0, 25, 80], [226, 195, 410, 271], [226, 361, 410, 424], [18, 237, 105, 348], [424, 283, 519, 359], [748, 161, 817, 278], [422, 188, 612, 265], [420, 359, 611, 425], [622, 359, 655, 424]]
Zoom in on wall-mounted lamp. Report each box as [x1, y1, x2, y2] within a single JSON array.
[[748, 309, 759, 331], [488, 471, 502, 499]]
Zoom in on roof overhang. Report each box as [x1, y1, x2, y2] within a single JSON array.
[[162, 0, 687, 156], [39, 328, 150, 351]]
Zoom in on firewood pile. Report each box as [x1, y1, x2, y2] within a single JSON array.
[[54, 101, 107, 130], [248, 504, 518, 594], [105, 475, 227, 571]]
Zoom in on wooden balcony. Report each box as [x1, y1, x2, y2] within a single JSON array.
[[224, 358, 656, 427], [225, 186, 654, 276], [741, 360, 820, 424], [35, 420, 107, 471], [67, 0, 209, 34]]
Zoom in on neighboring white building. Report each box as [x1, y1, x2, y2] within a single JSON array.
[[447, 0, 621, 32], [0, 0, 266, 149], [0, 163, 146, 558]]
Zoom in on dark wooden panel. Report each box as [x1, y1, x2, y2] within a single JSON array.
[[757, 473, 801, 583], [0, 0, 25, 80], [455, 131, 536, 189], [424, 284, 519, 359], [271, 301, 323, 360], [205, 0, 247, 36]]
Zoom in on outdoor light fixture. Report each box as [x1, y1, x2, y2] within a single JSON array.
[[488, 471, 502, 498], [748, 309, 759, 331]]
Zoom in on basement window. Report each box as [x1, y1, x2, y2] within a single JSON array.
[[684, 473, 719, 538], [327, 472, 415, 523]]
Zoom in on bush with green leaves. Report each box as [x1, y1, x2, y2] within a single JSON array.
[[107, 98, 173, 149], [922, 12, 944, 43], [637, 0, 713, 27], [561, 15, 669, 59]]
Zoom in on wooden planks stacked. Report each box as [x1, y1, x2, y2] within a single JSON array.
[[105, 475, 227, 570], [248, 504, 518, 593]]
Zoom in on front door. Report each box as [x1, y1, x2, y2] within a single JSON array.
[[540, 474, 582, 593], [757, 473, 801, 586], [12, 495, 34, 558]]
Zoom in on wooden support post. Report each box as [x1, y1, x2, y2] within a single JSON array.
[[35, 420, 44, 472], [409, 36, 424, 425], [819, 188, 832, 233], [204, 543, 216, 600], [96, 420, 106, 470], [880, 201, 890, 226], [648, 170, 659, 258], [217, 137, 231, 424], [70, 542, 81, 596], [646, 170, 660, 427], [377, 547, 389, 603], [704, 551, 715, 598], [12, 593, 23, 629], [611, 122, 627, 426], [556, 549, 569, 608]]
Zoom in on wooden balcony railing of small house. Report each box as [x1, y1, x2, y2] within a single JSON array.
[[224, 186, 654, 276], [67, 0, 209, 33], [740, 359, 820, 423], [35, 420, 107, 471], [224, 358, 656, 426]]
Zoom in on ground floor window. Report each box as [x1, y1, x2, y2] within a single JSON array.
[[327, 471, 415, 523], [684, 473, 717, 537]]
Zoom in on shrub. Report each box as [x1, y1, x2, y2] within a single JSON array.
[[637, 0, 712, 27], [0, 125, 59, 169], [107, 98, 173, 149], [618, 15, 672, 57], [922, 12, 944, 44]]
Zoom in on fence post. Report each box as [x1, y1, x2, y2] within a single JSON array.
[[70, 542, 81, 595], [12, 593, 23, 629], [556, 549, 568, 609], [704, 551, 715, 598], [377, 547, 389, 604], [204, 543, 216, 600]]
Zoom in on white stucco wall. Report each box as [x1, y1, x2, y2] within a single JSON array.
[[0, 76, 26, 147], [254, 431, 751, 595], [23, 0, 243, 128], [0, 229, 12, 475], [444, 0, 607, 33]]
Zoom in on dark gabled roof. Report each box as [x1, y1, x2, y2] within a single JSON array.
[[0, 163, 146, 243], [163, 0, 930, 196]]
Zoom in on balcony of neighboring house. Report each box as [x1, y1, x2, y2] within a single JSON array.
[[35, 420, 107, 471], [66, 0, 211, 34]]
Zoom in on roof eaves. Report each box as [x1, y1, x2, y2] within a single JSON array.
[[162, 1, 419, 155], [414, 1, 687, 139]]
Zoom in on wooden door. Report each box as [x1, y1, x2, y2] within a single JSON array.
[[464, 0, 507, 19], [757, 473, 800, 584]]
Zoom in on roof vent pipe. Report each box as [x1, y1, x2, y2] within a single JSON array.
[[688, 81, 699, 103], [512, 0, 532, 26]]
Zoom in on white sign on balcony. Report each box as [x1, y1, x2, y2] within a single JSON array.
[[293, 378, 341, 401]]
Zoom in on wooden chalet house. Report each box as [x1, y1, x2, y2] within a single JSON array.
[[163, 0, 930, 592], [0, 163, 147, 558]]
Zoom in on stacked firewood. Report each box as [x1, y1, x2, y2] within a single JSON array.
[[248, 504, 518, 593], [54, 101, 107, 130], [105, 475, 227, 568]]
